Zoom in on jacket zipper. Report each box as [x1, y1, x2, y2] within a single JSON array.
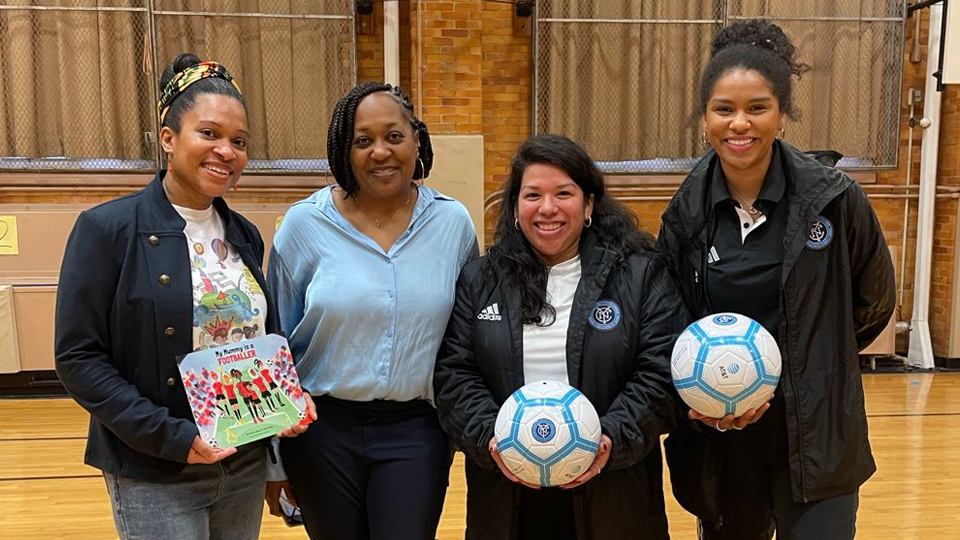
[[783, 288, 808, 502]]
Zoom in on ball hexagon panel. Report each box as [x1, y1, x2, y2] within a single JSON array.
[[670, 313, 782, 418], [494, 380, 601, 487]]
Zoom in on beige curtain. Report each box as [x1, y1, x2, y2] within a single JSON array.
[[155, 0, 350, 162], [0, 0, 148, 160], [736, 0, 897, 165], [0, 0, 350, 164], [538, 0, 900, 167], [538, 1, 718, 163]]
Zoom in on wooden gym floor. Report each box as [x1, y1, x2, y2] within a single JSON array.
[[1, 373, 958, 539]]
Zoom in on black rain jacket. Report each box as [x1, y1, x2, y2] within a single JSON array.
[[434, 231, 689, 540], [658, 142, 896, 522]]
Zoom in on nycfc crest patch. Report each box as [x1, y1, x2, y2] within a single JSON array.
[[713, 314, 738, 326], [588, 300, 621, 332], [806, 216, 834, 250]]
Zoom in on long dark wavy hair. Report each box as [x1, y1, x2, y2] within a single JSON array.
[[487, 134, 656, 325]]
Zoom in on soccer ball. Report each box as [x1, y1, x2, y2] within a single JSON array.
[[494, 380, 602, 487], [671, 313, 781, 418]]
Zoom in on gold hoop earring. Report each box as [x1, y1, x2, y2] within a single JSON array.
[[777, 126, 785, 140], [701, 132, 709, 147]]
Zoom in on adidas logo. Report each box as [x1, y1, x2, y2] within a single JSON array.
[[477, 303, 502, 321]]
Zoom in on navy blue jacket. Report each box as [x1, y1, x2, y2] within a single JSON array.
[[55, 172, 276, 481]]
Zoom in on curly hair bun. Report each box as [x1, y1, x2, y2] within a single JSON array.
[[711, 19, 807, 78]]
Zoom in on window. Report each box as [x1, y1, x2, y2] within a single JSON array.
[[0, 0, 355, 173], [534, 0, 905, 172]]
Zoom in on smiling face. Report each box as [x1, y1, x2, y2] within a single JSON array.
[[350, 92, 419, 200], [704, 69, 785, 181], [516, 163, 594, 266], [160, 93, 249, 209]]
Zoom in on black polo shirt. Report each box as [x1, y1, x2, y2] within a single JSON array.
[[706, 145, 787, 337]]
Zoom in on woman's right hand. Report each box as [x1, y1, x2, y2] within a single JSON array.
[[489, 437, 541, 489], [688, 398, 772, 432], [186, 435, 237, 464]]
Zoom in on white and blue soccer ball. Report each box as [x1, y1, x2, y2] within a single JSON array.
[[494, 380, 602, 487], [671, 313, 781, 418]]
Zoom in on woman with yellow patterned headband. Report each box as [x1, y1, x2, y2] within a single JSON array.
[[54, 53, 316, 540]]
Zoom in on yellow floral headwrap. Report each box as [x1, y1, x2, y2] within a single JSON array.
[[157, 61, 242, 125]]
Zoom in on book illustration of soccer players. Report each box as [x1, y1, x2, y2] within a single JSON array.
[[210, 370, 229, 418], [232, 369, 265, 424], [254, 359, 285, 408], [249, 367, 278, 413], [220, 372, 244, 422]]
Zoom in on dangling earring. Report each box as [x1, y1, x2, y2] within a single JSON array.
[[584, 216, 592, 228], [514, 219, 520, 231], [701, 132, 709, 147], [777, 126, 785, 140]]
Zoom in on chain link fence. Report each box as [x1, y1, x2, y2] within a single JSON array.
[[535, 0, 906, 173], [0, 0, 355, 173]]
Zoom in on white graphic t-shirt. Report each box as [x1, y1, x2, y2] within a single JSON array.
[[171, 203, 268, 351]]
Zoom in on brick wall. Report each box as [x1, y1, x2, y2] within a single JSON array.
[[480, 3, 532, 241]]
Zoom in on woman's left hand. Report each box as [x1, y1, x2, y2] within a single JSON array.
[[277, 393, 317, 438], [559, 434, 612, 490]]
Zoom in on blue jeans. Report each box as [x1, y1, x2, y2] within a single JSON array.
[[103, 445, 266, 540]]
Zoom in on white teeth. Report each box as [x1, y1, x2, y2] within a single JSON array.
[[538, 223, 562, 231], [205, 165, 229, 175], [727, 139, 754, 147]]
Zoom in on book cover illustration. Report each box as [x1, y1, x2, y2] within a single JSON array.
[[177, 333, 310, 448]]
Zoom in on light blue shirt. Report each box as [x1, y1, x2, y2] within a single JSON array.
[[268, 185, 478, 402]]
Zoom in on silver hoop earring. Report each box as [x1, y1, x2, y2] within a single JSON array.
[[584, 216, 592, 228], [416, 157, 426, 181], [701, 132, 709, 147], [514, 219, 520, 231]]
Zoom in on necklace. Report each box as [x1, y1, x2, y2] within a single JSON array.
[[353, 185, 415, 228], [726, 182, 761, 217]]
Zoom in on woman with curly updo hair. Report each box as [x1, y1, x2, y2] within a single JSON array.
[[659, 19, 895, 540]]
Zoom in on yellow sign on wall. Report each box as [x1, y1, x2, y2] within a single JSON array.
[[0, 216, 19, 255]]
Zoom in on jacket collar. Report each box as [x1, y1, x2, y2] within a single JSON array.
[[662, 141, 852, 245], [145, 170, 248, 249], [708, 143, 786, 211]]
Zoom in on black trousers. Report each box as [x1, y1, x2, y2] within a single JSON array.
[[699, 397, 860, 540], [517, 487, 577, 540], [280, 396, 451, 540]]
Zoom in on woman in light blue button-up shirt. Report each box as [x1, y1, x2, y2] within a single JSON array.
[[266, 82, 478, 540]]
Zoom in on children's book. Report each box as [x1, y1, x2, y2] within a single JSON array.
[[177, 333, 311, 449]]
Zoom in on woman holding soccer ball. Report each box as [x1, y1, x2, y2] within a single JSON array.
[[435, 133, 688, 539], [658, 20, 896, 540]]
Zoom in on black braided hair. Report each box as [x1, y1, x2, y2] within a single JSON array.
[[327, 81, 434, 198], [159, 53, 245, 133], [698, 19, 809, 120], [487, 134, 656, 326]]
